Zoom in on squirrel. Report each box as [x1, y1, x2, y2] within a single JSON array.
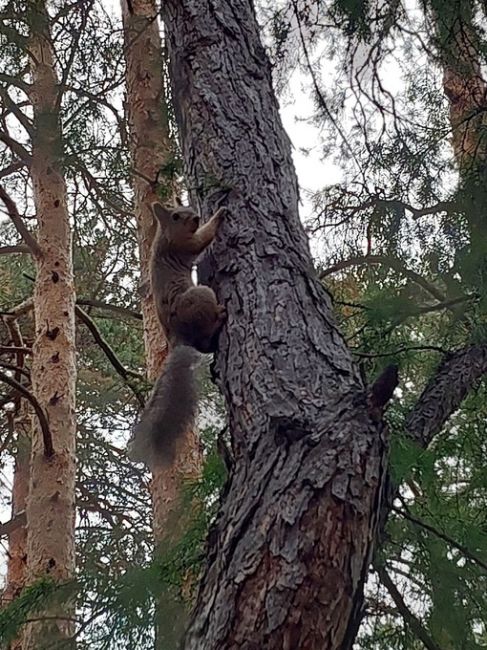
[[128, 199, 226, 467]]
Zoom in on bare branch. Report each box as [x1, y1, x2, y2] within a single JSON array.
[[0, 87, 33, 135], [76, 298, 142, 320], [376, 565, 443, 650], [0, 346, 31, 356], [0, 184, 42, 257], [0, 510, 26, 537], [0, 244, 30, 255], [0, 160, 25, 179], [0, 361, 30, 379], [0, 72, 30, 93], [0, 297, 34, 318], [320, 254, 446, 303], [0, 132, 32, 166], [0, 371, 53, 457]]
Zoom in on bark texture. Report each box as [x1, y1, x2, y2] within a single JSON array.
[[161, 2, 384, 648], [405, 345, 487, 447], [121, 0, 202, 547], [23, 3, 77, 647]]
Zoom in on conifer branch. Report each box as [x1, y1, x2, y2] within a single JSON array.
[[75, 306, 145, 407], [393, 505, 487, 573], [376, 565, 443, 650], [320, 254, 446, 302]]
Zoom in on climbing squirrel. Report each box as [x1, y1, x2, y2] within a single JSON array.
[[128, 199, 226, 467]]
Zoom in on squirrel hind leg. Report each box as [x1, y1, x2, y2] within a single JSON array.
[[173, 287, 226, 353]]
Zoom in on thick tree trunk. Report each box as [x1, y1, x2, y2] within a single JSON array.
[[161, 2, 385, 648], [23, 2, 77, 647], [121, 1, 202, 645]]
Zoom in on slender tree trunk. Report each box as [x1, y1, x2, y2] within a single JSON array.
[[435, 2, 487, 169], [23, 2, 77, 647], [2, 410, 30, 650], [160, 2, 386, 648], [121, 0, 202, 645], [434, 2, 487, 292], [2, 316, 30, 647]]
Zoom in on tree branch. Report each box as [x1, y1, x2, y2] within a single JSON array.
[[0, 510, 26, 537], [0, 73, 30, 93], [392, 505, 487, 573], [320, 254, 446, 302], [75, 306, 145, 406], [0, 346, 31, 356], [0, 244, 30, 255], [376, 565, 443, 650], [0, 361, 30, 380], [0, 160, 25, 179], [0, 86, 33, 135], [345, 345, 487, 647], [353, 344, 448, 358], [405, 345, 487, 448], [0, 371, 53, 457], [0, 184, 41, 257], [76, 298, 142, 320], [0, 131, 32, 166]]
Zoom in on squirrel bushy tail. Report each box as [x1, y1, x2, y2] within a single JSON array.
[[128, 345, 200, 467]]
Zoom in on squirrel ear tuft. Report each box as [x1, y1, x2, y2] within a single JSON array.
[[173, 196, 183, 207], [152, 202, 172, 222]]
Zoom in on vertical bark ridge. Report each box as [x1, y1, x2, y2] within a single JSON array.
[[161, 2, 384, 648]]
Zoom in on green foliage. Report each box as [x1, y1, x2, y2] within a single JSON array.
[[0, 578, 59, 646]]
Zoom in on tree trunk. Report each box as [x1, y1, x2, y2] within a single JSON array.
[[121, 1, 202, 645], [23, 2, 77, 647], [2, 409, 30, 650], [121, 0, 202, 546], [161, 2, 384, 648], [434, 4, 487, 304], [436, 3, 487, 169]]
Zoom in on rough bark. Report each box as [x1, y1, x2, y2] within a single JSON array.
[[161, 2, 385, 648], [405, 345, 487, 447], [23, 2, 77, 647], [121, 1, 201, 645]]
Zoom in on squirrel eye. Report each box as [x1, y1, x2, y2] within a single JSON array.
[[172, 214, 180, 221]]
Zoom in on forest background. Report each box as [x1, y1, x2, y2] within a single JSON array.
[[0, 0, 486, 649]]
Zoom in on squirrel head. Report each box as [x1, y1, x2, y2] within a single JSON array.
[[152, 201, 200, 246]]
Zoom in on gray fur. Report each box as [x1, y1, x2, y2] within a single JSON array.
[[128, 345, 201, 467]]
